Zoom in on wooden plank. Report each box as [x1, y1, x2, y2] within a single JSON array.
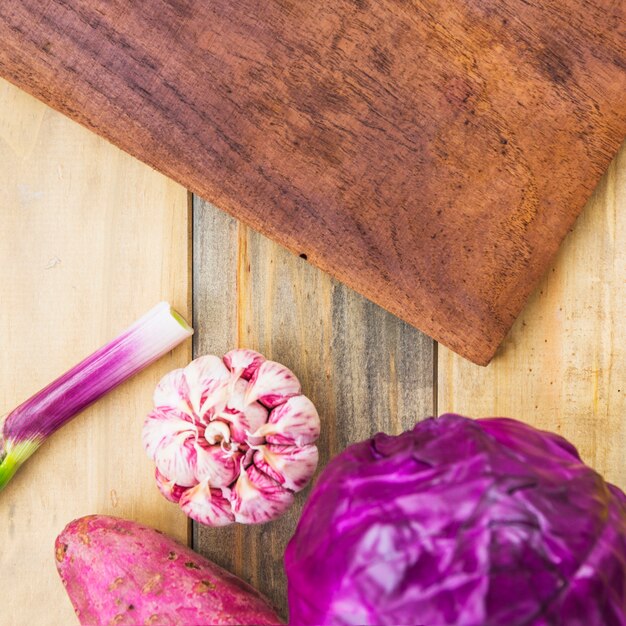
[[2, 1, 626, 365], [0, 79, 190, 626], [192, 197, 434, 619], [438, 140, 626, 489]]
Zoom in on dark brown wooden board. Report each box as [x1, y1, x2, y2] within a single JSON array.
[[1, 0, 625, 364], [191, 197, 434, 618]]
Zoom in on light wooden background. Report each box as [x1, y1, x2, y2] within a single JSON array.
[[0, 80, 190, 625], [1, 78, 624, 623]]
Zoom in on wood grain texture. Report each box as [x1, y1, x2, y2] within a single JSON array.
[[192, 197, 434, 618], [0, 79, 190, 626], [1, 0, 625, 364], [438, 140, 626, 489]]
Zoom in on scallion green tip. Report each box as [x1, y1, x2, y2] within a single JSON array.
[[0, 454, 20, 492], [0, 441, 40, 492]]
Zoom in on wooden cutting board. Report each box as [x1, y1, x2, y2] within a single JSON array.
[[1, 0, 624, 365]]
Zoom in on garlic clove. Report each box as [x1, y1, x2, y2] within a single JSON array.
[[154, 468, 187, 504], [244, 361, 301, 408], [223, 349, 266, 381], [180, 481, 235, 526], [251, 395, 320, 446], [153, 368, 194, 419], [220, 379, 269, 443], [155, 441, 198, 488], [253, 444, 319, 492], [143, 410, 199, 487], [231, 463, 294, 524], [181, 355, 232, 420], [194, 441, 241, 488]]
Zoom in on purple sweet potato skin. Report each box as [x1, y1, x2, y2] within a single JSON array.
[[55, 515, 283, 625]]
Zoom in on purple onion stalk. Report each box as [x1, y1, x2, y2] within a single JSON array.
[[0, 302, 193, 491]]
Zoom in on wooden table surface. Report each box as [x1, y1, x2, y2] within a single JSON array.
[[1, 78, 624, 624]]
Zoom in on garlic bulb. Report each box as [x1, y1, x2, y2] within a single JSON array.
[[143, 350, 320, 526]]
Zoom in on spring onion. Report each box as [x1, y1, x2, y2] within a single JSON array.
[[0, 302, 193, 491]]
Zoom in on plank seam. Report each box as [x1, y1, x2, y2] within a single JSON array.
[[433, 340, 439, 417]]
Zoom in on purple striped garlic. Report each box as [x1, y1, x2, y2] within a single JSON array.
[[143, 350, 320, 526]]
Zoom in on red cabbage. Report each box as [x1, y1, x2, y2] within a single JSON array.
[[285, 414, 626, 625]]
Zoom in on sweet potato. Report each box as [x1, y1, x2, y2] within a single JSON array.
[[55, 515, 283, 625]]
